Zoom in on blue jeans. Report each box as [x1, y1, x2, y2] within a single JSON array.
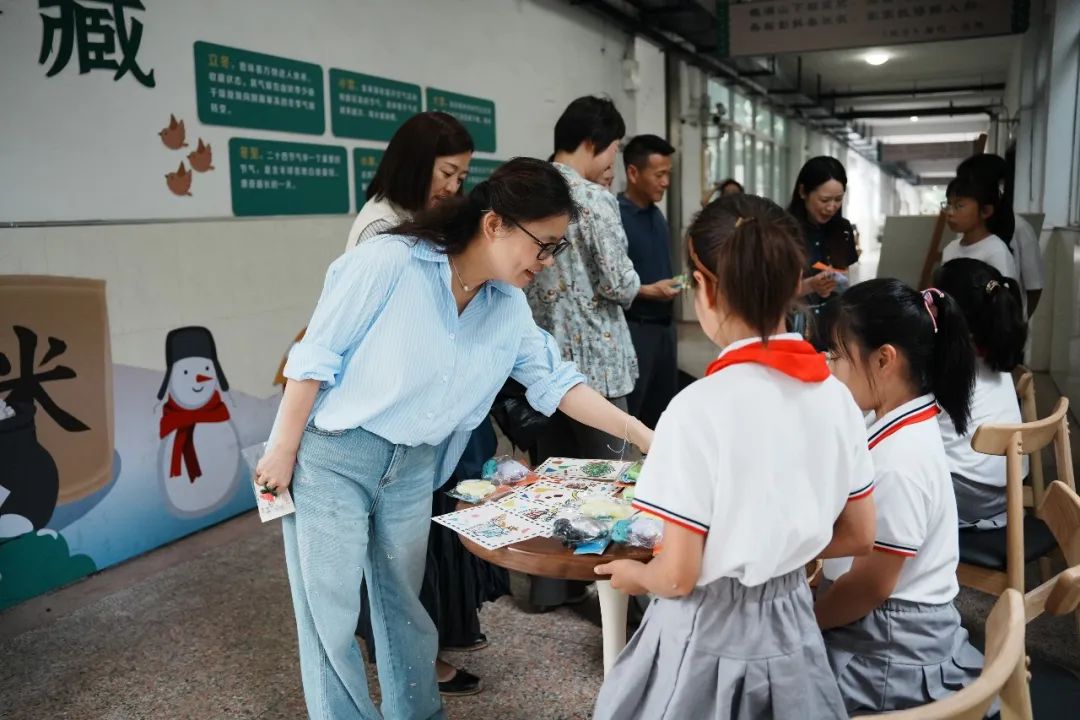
[[282, 424, 446, 720]]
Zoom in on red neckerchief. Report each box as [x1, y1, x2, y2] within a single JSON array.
[[159, 392, 231, 482], [705, 339, 830, 383]]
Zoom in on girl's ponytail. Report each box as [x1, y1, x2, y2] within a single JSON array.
[[923, 289, 977, 435], [826, 278, 976, 435], [934, 258, 1027, 372]]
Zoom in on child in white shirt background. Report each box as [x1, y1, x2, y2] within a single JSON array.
[[934, 258, 1029, 528], [940, 172, 1017, 281]]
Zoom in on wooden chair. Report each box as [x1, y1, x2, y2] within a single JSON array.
[[857, 589, 1031, 720], [1011, 366, 1056, 582], [1011, 366, 1047, 512], [1020, 480, 1080, 636], [957, 398, 1074, 595]]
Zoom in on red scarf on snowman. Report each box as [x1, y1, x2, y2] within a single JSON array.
[[160, 391, 231, 481]]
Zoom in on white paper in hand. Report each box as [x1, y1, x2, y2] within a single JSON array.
[[242, 441, 296, 523]]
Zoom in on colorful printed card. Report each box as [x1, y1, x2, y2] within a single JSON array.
[[494, 493, 563, 534], [533, 457, 630, 481], [433, 503, 545, 550], [514, 478, 622, 508], [253, 482, 296, 523]]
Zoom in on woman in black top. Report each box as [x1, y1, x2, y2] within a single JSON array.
[[787, 156, 859, 349]]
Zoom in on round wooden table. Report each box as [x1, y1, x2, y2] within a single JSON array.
[[454, 502, 653, 673]]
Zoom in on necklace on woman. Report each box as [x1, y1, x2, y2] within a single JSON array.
[[449, 256, 475, 293]]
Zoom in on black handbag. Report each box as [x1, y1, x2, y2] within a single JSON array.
[[489, 379, 556, 452]]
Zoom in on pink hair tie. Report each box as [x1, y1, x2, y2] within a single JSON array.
[[921, 288, 944, 334]]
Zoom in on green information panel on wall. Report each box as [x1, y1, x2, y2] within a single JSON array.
[[331, 70, 421, 141], [464, 159, 504, 193], [195, 42, 325, 134], [353, 148, 386, 211], [229, 138, 348, 216], [426, 88, 496, 152]]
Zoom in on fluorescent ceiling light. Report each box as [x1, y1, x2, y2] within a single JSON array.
[[910, 115, 920, 122], [864, 50, 890, 66]]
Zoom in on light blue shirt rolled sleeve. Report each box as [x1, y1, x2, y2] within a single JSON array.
[[276, 234, 585, 486], [513, 324, 586, 417]]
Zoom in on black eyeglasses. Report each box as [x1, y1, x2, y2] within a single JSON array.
[[512, 220, 570, 261]]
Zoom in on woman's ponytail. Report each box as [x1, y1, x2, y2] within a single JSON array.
[[392, 158, 576, 255]]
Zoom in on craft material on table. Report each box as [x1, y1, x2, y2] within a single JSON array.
[[481, 455, 533, 484], [432, 502, 545, 550], [446, 479, 498, 503], [437, 457, 635, 549], [534, 457, 631, 481], [578, 497, 634, 520], [619, 460, 643, 484]]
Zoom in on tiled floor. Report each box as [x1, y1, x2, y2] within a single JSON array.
[[3, 348, 1079, 719], [3, 496, 1079, 720], [0, 514, 608, 720]]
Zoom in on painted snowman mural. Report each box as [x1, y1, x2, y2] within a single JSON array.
[[157, 327, 240, 517]]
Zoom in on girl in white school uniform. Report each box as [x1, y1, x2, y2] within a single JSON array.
[[940, 173, 1017, 280], [592, 194, 877, 720], [816, 278, 984, 714], [934, 258, 1028, 528]]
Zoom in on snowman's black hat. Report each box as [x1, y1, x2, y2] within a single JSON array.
[[157, 326, 230, 400]]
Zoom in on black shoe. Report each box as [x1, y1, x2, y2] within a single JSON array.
[[439, 668, 482, 697], [442, 633, 488, 652]]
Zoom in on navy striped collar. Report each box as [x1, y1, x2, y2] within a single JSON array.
[[867, 394, 939, 450]]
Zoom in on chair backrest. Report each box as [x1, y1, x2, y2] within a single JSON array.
[[1024, 482, 1080, 621], [971, 397, 1069, 458], [1011, 367, 1046, 511], [1045, 566, 1080, 616], [1042, 480, 1080, 570], [861, 589, 1030, 719], [1011, 366, 1035, 418]]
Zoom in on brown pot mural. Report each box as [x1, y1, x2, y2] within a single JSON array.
[[188, 139, 214, 172], [0, 277, 114, 508], [166, 162, 193, 196], [158, 114, 188, 150]]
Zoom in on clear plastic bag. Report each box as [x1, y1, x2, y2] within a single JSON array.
[[551, 505, 612, 547], [480, 455, 532, 485], [445, 479, 498, 503], [611, 513, 664, 549]]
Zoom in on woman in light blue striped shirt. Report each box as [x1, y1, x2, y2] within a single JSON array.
[[257, 158, 653, 720]]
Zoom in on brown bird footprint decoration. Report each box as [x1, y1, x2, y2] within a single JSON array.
[[188, 139, 214, 172], [166, 162, 193, 196], [159, 114, 188, 150]]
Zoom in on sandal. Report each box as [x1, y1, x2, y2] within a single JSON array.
[[438, 668, 482, 697], [441, 633, 489, 652]]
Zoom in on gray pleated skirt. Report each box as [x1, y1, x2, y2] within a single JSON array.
[[823, 594, 985, 715], [593, 569, 847, 720], [952, 473, 1007, 529]]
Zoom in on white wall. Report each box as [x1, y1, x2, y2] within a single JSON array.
[[0, 0, 642, 223], [631, 37, 667, 140], [1012, 0, 1054, 215], [0, 0, 656, 390], [999, 0, 1080, 377]]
